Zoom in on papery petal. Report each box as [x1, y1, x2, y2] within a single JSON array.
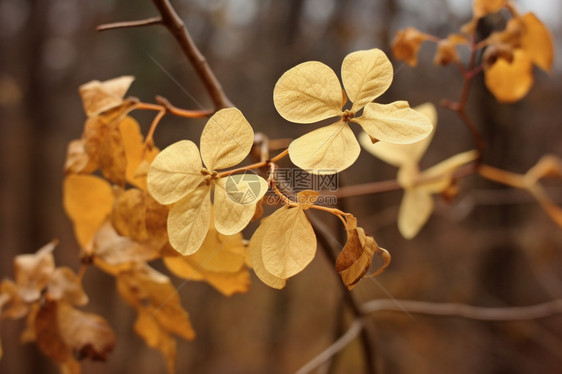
[[167, 185, 211, 255], [147, 140, 204, 205], [398, 188, 433, 239], [356, 101, 432, 144], [341, 49, 393, 112], [214, 174, 268, 235], [359, 102, 437, 166], [288, 121, 360, 174], [273, 61, 343, 123], [200, 108, 254, 171]]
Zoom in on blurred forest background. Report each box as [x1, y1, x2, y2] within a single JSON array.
[[1, 0, 561, 373]]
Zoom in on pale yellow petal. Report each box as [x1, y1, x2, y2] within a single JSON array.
[[484, 49, 534, 103], [147, 140, 204, 205], [200, 108, 254, 171], [288, 121, 360, 174], [213, 175, 268, 235], [167, 185, 211, 255], [341, 49, 393, 112], [261, 207, 317, 279], [356, 101, 433, 144], [421, 150, 478, 192], [359, 102, 437, 166], [248, 218, 286, 289], [398, 188, 433, 239], [273, 61, 343, 123]]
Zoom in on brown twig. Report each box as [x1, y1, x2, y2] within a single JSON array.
[[362, 299, 562, 321], [295, 320, 364, 374], [97, 17, 163, 31], [151, 0, 233, 109], [441, 31, 486, 160], [309, 213, 376, 374]]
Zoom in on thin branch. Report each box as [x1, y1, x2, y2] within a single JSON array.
[[151, 0, 233, 109], [97, 17, 162, 31], [362, 299, 562, 321], [295, 320, 363, 374], [309, 214, 376, 374]]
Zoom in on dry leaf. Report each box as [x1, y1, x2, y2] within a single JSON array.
[[164, 213, 251, 296], [248, 217, 286, 289], [473, 0, 505, 19], [357, 101, 433, 144], [117, 264, 195, 373], [273, 61, 343, 123], [261, 206, 317, 279], [520, 13, 554, 72], [46, 267, 88, 306], [336, 217, 390, 289], [147, 140, 204, 205], [79, 76, 134, 117], [119, 116, 159, 190], [213, 174, 268, 235], [14, 241, 56, 303], [361, 104, 478, 238], [167, 185, 212, 255], [35, 300, 115, 370], [391, 27, 430, 66], [82, 103, 138, 186], [434, 39, 460, 66], [64, 139, 96, 175], [63, 174, 114, 248], [288, 121, 361, 174], [200, 108, 255, 170], [92, 222, 161, 275]]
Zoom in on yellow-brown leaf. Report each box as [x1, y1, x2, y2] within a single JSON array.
[[63, 174, 114, 248]]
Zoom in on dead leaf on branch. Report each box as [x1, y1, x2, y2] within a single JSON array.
[[116, 264, 195, 374], [79, 76, 134, 117], [391, 27, 431, 67], [34, 300, 115, 371], [63, 174, 114, 249], [46, 267, 88, 307], [14, 240, 56, 304], [335, 215, 391, 289], [92, 221, 162, 276]]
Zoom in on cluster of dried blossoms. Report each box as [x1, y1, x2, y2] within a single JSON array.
[[1, 1, 560, 373], [392, 0, 554, 102]]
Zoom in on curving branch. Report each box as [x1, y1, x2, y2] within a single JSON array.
[[97, 0, 233, 111], [295, 320, 363, 374], [362, 299, 562, 321], [150, 0, 233, 110]]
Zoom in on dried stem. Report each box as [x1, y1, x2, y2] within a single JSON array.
[[362, 298, 562, 321], [441, 32, 486, 159], [97, 17, 163, 31]]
